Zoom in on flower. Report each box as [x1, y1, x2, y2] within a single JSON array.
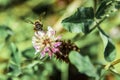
[[32, 26, 62, 59]]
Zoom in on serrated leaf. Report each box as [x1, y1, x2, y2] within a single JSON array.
[[62, 7, 94, 34], [69, 51, 98, 78], [98, 27, 116, 62]]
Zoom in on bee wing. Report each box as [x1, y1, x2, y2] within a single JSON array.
[[39, 12, 46, 21]]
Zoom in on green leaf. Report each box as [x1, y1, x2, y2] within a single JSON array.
[[115, 1, 120, 9], [95, 0, 113, 19], [98, 27, 116, 62], [62, 7, 94, 34], [69, 51, 98, 78], [0, 25, 13, 42], [8, 63, 21, 77], [22, 48, 35, 59], [10, 43, 21, 65]]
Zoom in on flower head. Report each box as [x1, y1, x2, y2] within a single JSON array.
[[32, 26, 61, 59]]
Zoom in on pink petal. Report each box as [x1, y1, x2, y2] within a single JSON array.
[[40, 47, 49, 59], [44, 47, 49, 52], [47, 49, 52, 58], [34, 46, 40, 51], [48, 52, 52, 58], [55, 36, 61, 40], [40, 51, 46, 59], [54, 42, 62, 47], [37, 31, 45, 37], [51, 48, 59, 53], [47, 26, 56, 37]]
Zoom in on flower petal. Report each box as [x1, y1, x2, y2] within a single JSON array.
[[51, 47, 59, 53], [54, 42, 62, 47], [44, 47, 52, 58], [40, 51, 46, 59], [37, 31, 45, 37], [47, 26, 56, 37], [48, 50, 52, 58], [34, 45, 40, 51], [34, 49, 40, 55], [32, 25, 62, 59], [55, 36, 61, 40]]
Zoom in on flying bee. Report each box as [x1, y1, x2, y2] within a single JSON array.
[[25, 19, 43, 32], [25, 12, 46, 32]]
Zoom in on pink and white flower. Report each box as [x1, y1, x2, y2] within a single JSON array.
[[32, 26, 62, 59]]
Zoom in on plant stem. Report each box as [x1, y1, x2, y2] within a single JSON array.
[[109, 67, 120, 76], [111, 59, 120, 66], [103, 59, 120, 76], [89, 15, 108, 33], [89, 0, 118, 33]]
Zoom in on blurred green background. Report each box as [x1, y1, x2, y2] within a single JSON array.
[[0, 0, 120, 80]]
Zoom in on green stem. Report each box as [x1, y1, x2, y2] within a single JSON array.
[[111, 59, 120, 66], [109, 67, 120, 76], [89, 15, 108, 33], [104, 59, 120, 69], [89, 0, 118, 33], [103, 59, 120, 76]]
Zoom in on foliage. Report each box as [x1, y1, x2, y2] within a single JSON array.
[[62, 7, 94, 34], [0, 0, 120, 80], [69, 51, 98, 78]]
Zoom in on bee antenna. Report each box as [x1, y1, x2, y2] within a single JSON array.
[[25, 19, 34, 24]]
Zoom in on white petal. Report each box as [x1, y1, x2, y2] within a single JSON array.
[[35, 50, 39, 55], [32, 36, 36, 42], [55, 35, 61, 40], [37, 31, 45, 37], [47, 26, 56, 37], [47, 26, 53, 31]]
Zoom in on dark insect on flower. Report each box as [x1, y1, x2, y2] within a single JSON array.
[[25, 12, 46, 32], [34, 20, 43, 31], [25, 19, 43, 32]]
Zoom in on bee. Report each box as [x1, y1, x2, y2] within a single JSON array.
[[26, 19, 43, 32], [25, 12, 46, 32]]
